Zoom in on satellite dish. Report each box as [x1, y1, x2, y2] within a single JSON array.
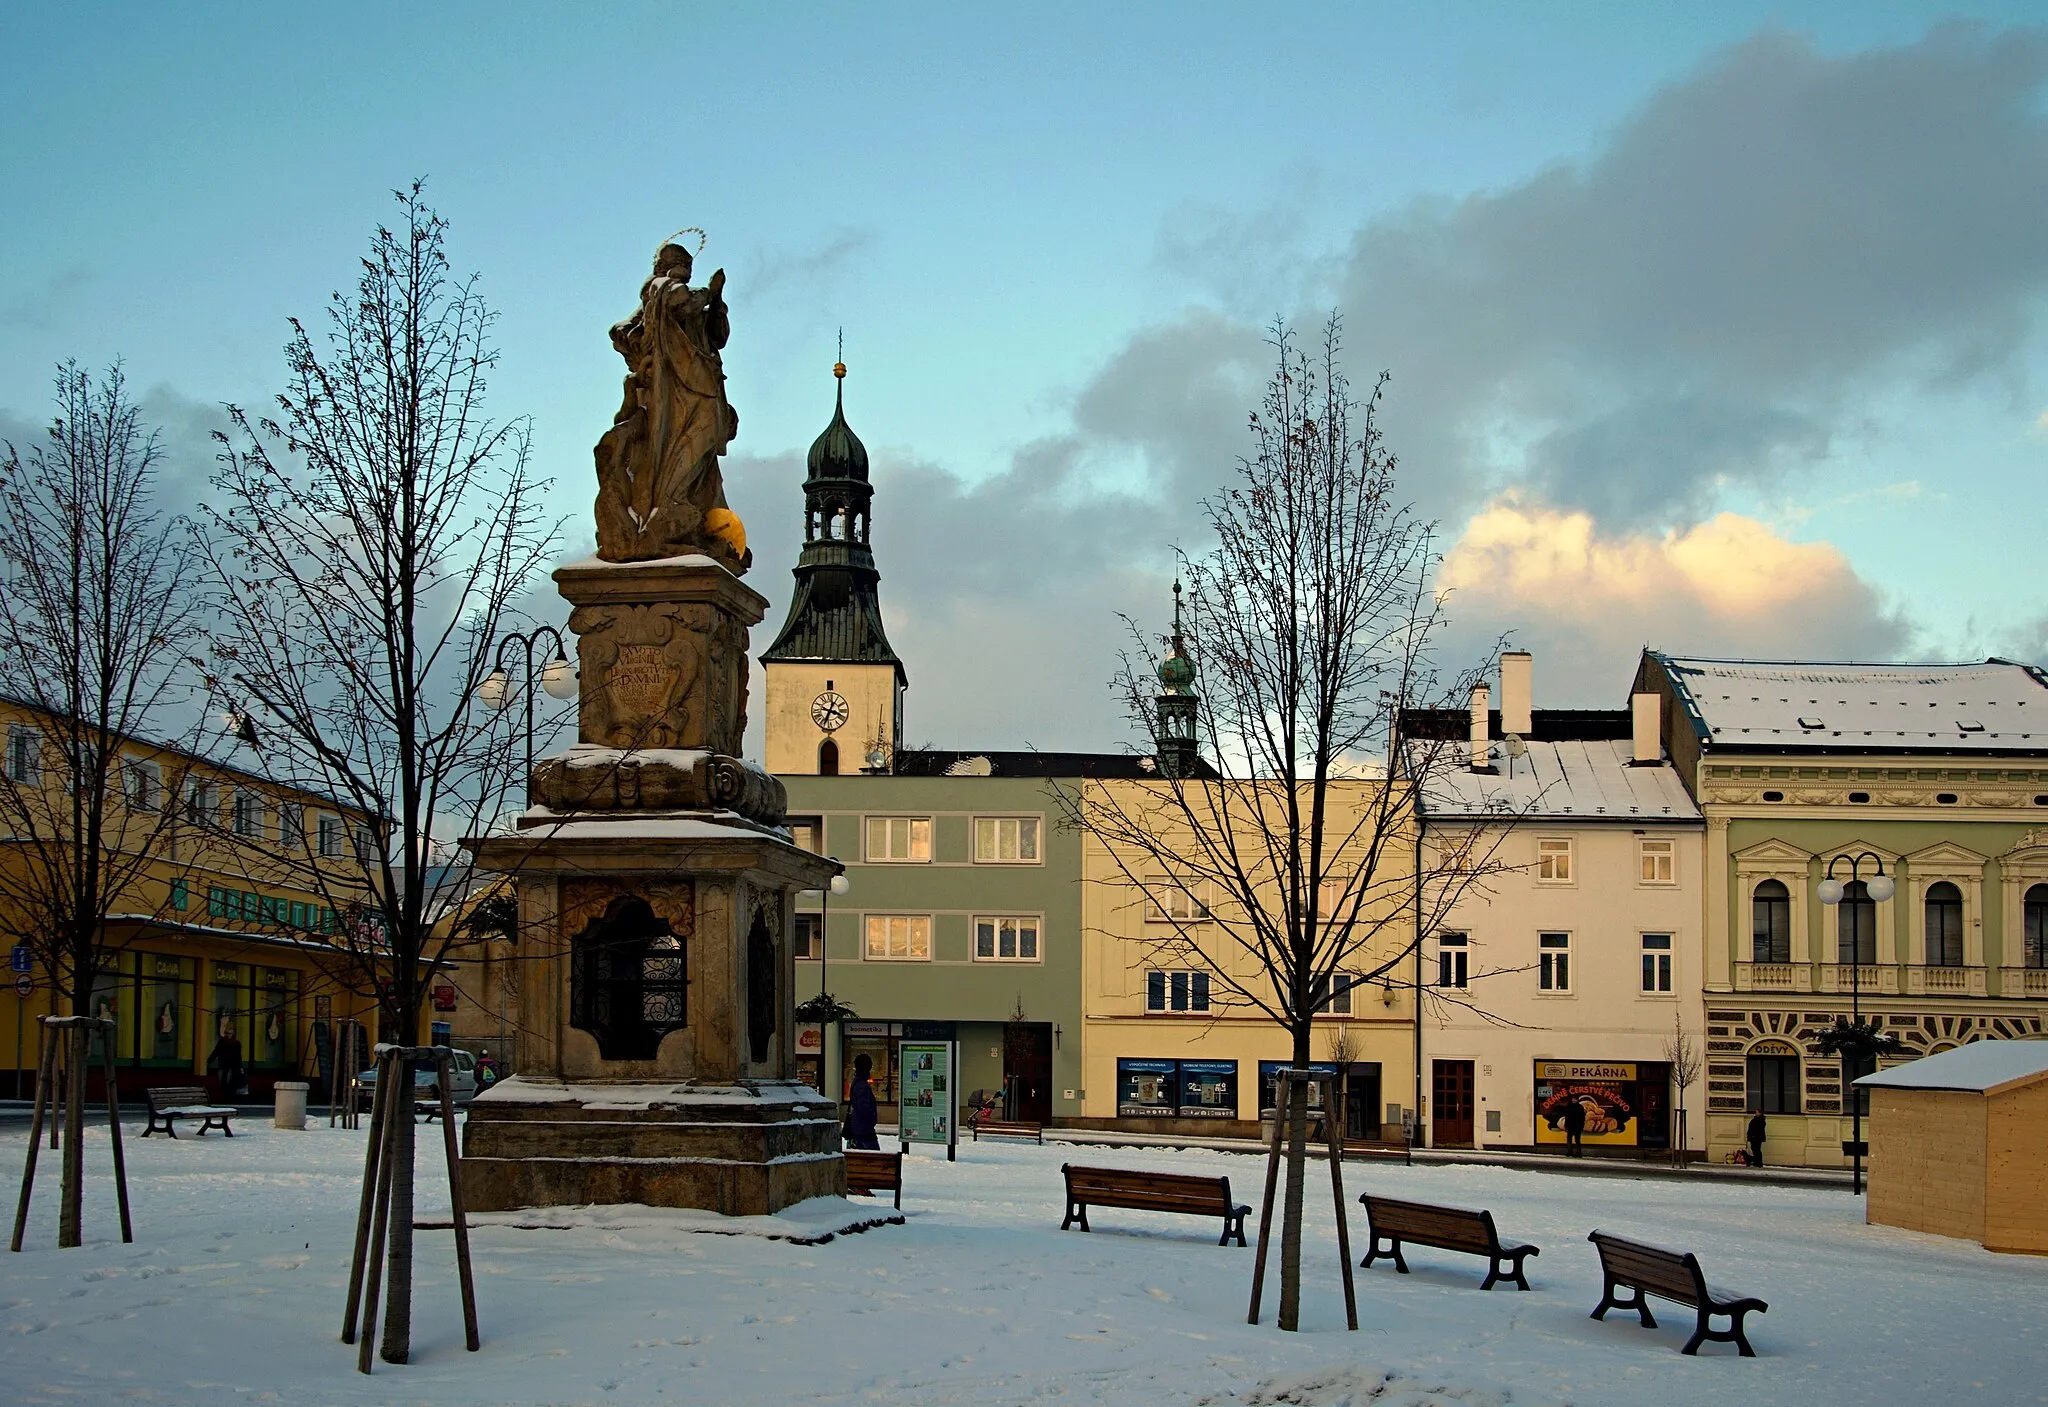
[[1503, 732, 1527, 778], [943, 755, 994, 777]]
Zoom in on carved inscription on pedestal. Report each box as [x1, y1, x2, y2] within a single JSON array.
[[572, 601, 746, 754]]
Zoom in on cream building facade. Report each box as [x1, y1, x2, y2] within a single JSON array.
[[1410, 655, 1706, 1155], [1077, 776, 1418, 1142]]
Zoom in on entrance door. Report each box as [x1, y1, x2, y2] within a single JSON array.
[[1003, 1022, 1053, 1124], [1432, 1059, 1475, 1147], [1343, 1063, 1382, 1142]]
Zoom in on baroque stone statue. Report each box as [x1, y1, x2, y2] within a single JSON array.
[[593, 242, 751, 570]]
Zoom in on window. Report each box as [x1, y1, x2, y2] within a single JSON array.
[[231, 789, 264, 839], [793, 912, 823, 959], [818, 738, 838, 775], [1315, 972, 1358, 1015], [1145, 969, 1211, 1013], [124, 759, 161, 813], [1641, 933, 1673, 993], [863, 914, 931, 960], [973, 816, 1040, 863], [1538, 932, 1571, 991], [353, 825, 377, 862], [279, 803, 304, 853], [974, 915, 1040, 961], [1535, 838, 1572, 884], [786, 816, 823, 854], [170, 878, 188, 911], [1145, 876, 1207, 923], [1923, 882, 1963, 967], [1751, 879, 1791, 963], [317, 814, 343, 858], [184, 778, 217, 828], [864, 815, 931, 863], [1638, 838, 1675, 885], [2026, 884, 2048, 969], [1437, 933, 1468, 989], [5, 726, 40, 785], [1746, 1054, 1801, 1114], [1837, 879, 1877, 966]]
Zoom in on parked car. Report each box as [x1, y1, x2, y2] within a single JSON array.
[[355, 1048, 478, 1113]]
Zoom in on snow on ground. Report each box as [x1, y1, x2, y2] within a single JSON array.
[[2, 1119, 2043, 1406]]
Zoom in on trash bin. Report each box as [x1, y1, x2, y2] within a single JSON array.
[[274, 1080, 309, 1130]]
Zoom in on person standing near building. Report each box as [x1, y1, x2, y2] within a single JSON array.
[[1561, 1096, 1587, 1157], [1746, 1110, 1767, 1168], [844, 1051, 881, 1150], [209, 1021, 246, 1101]]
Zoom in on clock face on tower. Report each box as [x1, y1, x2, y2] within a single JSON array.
[[810, 691, 849, 733]]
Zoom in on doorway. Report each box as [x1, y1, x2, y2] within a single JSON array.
[[1342, 1062, 1382, 1142], [1002, 1022, 1053, 1124], [1432, 1059, 1475, 1147]]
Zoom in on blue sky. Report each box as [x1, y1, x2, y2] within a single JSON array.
[[5, 3, 2046, 751]]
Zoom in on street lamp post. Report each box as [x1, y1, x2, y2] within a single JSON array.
[[477, 627, 577, 782], [1816, 850, 1895, 1196]]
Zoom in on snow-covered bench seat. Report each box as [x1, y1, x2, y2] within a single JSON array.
[[1060, 1164, 1250, 1246], [1588, 1229, 1768, 1356], [141, 1085, 236, 1138]]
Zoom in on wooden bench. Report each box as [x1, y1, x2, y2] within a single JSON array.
[[1357, 1194, 1539, 1290], [843, 1149, 903, 1209], [1588, 1230, 1768, 1356], [141, 1086, 237, 1139], [1060, 1164, 1250, 1246], [969, 1116, 1043, 1144]]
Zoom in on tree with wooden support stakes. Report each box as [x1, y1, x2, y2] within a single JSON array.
[[1057, 316, 1521, 1331], [11, 1015, 133, 1251], [200, 182, 556, 1366], [0, 362, 201, 1250]]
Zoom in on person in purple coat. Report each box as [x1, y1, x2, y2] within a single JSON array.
[[844, 1052, 881, 1150]]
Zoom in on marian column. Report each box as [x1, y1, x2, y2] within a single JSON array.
[[461, 242, 844, 1216]]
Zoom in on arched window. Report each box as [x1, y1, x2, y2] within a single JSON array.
[[1746, 1041, 1801, 1114], [818, 738, 839, 775], [1924, 881, 1963, 967], [2026, 884, 2048, 970], [1751, 879, 1791, 963], [1838, 879, 1876, 966], [830, 505, 848, 539], [570, 895, 687, 1062]]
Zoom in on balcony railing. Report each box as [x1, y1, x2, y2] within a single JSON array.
[[1733, 962, 1799, 993], [1904, 965, 1986, 998], [1818, 964, 1899, 996], [2000, 966, 2048, 999]]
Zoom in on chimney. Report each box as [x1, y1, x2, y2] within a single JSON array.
[[1500, 651, 1533, 737], [1632, 692, 1662, 765], [1469, 683, 1492, 772]]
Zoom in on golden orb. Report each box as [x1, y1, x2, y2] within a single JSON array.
[[833, 361, 847, 379], [704, 507, 747, 558]]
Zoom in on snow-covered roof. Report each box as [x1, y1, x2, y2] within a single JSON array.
[[1855, 1039, 2048, 1094], [1410, 738, 1700, 822], [1652, 654, 2048, 753]]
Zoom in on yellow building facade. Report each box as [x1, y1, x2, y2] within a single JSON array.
[[1076, 776, 1417, 1140], [0, 701, 379, 1100]]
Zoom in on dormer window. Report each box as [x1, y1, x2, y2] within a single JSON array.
[[1957, 720, 1985, 732], [1797, 716, 1825, 730]]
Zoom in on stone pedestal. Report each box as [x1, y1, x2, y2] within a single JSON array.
[[460, 554, 842, 1216]]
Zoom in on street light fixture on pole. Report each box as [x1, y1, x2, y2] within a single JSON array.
[[1817, 850, 1895, 1195], [477, 627, 577, 781], [794, 866, 854, 1101]]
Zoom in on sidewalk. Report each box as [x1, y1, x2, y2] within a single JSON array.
[[1037, 1124, 1858, 1192]]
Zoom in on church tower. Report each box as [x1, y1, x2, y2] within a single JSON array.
[[1155, 580, 1200, 778], [761, 360, 906, 775]]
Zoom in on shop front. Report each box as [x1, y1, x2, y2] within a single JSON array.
[[1532, 1059, 1671, 1151]]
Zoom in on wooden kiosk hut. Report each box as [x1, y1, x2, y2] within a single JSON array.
[[1856, 1040, 2048, 1255]]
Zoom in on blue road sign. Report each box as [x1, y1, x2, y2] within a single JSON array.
[[7, 946, 28, 974]]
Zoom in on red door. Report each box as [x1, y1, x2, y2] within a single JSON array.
[[1432, 1060, 1475, 1147]]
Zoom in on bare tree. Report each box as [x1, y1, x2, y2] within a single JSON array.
[[0, 362, 203, 1246], [1059, 318, 1517, 1331], [1663, 1009, 1702, 1168], [200, 184, 555, 1362]]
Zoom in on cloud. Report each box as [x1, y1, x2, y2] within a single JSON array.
[[1332, 23, 2048, 528], [1435, 495, 1909, 693], [739, 228, 877, 303]]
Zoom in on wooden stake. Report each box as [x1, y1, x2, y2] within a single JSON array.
[[95, 1019, 132, 1244], [9, 1022, 58, 1253], [435, 1055, 480, 1351], [341, 1045, 395, 1344], [356, 1051, 401, 1374], [1321, 1074, 1358, 1331], [1247, 1069, 1291, 1325]]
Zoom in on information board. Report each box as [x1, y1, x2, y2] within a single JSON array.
[[897, 1040, 957, 1161]]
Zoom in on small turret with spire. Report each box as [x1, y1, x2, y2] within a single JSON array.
[[1155, 580, 1199, 778]]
